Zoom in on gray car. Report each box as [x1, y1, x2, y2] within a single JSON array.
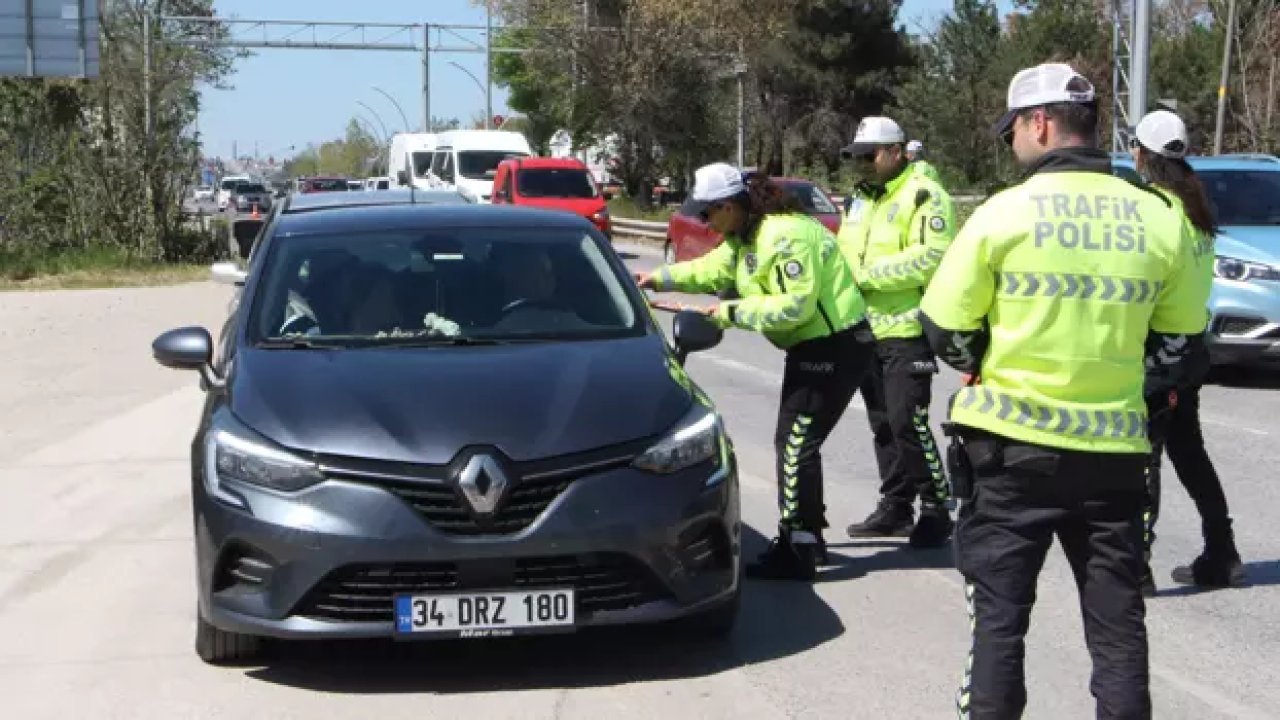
[[153, 197, 741, 664], [230, 181, 272, 214]]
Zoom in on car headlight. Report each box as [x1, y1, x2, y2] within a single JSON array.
[[1214, 256, 1280, 282], [203, 411, 324, 505], [632, 404, 723, 474]]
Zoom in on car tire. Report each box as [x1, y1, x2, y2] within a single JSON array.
[[664, 240, 677, 265], [675, 586, 740, 640], [195, 610, 263, 665]]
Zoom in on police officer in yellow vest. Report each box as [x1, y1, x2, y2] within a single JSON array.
[[919, 63, 1211, 718], [838, 116, 958, 548], [636, 163, 876, 581], [907, 140, 944, 184]]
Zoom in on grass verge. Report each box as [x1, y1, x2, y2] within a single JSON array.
[[0, 246, 209, 291], [608, 196, 674, 223]]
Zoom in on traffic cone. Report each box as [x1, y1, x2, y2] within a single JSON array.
[[251, 203, 260, 219]]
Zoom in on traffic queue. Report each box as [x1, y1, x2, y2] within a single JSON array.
[[639, 61, 1246, 719]]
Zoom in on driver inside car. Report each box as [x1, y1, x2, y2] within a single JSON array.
[[492, 244, 579, 332]]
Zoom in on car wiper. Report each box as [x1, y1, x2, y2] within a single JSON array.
[[366, 335, 512, 347], [254, 337, 344, 349]]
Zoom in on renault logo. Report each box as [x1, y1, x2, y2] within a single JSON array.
[[457, 453, 510, 516]]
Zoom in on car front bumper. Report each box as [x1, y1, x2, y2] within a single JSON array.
[[195, 457, 740, 640], [1207, 279, 1280, 368]]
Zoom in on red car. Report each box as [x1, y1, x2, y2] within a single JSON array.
[[492, 157, 611, 238], [663, 176, 842, 263]]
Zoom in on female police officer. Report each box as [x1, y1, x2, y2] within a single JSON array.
[[1131, 110, 1246, 594], [635, 162, 874, 581]]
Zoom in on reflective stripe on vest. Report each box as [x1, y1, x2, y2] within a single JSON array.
[[867, 307, 920, 334], [954, 386, 1147, 440], [997, 272, 1164, 303], [865, 247, 946, 283]]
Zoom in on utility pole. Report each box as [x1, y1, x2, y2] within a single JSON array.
[[736, 41, 746, 168], [421, 23, 431, 132], [485, 2, 492, 130], [1214, 0, 1238, 155], [1129, 0, 1150, 136]]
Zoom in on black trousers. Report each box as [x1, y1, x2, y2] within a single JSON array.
[[954, 428, 1150, 720], [1143, 385, 1235, 554], [860, 336, 949, 507], [775, 323, 876, 533]]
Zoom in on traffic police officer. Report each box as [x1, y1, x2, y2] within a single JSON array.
[[907, 140, 944, 184], [636, 162, 875, 581], [919, 63, 1210, 718], [838, 117, 957, 548]]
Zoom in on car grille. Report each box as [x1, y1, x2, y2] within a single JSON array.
[[1215, 316, 1269, 337], [294, 553, 670, 623], [320, 439, 653, 536]]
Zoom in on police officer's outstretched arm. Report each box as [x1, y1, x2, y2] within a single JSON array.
[[1145, 223, 1214, 397], [714, 222, 822, 333], [917, 202, 996, 375], [646, 241, 737, 295], [854, 184, 958, 294]]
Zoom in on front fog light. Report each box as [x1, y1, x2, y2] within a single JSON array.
[[632, 406, 722, 474]]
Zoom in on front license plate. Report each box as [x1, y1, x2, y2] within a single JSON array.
[[394, 589, 576, 638]]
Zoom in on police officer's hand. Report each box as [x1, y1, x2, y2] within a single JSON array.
[[633, 271, 656, 289]]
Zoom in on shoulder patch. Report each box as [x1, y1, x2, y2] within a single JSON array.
[[784, 260, 804, 278]]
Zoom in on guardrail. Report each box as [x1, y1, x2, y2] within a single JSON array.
[[613, 217, 668, 240]]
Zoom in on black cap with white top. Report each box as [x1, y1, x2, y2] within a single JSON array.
[[990, 62, 1097, 140], [841, 117, 906, 160], [1134, 110, 1189, 159], [685, 162, 748, 219]]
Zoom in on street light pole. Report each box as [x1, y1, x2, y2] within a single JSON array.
[[356, 100, 391, 141], [485, 2, 493, 130], [1213, 0, 1238, 155], [371, 86, 411, 133]]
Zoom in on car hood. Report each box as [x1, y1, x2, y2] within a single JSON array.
[[1217, 226, 1280, 265], [514, 197, 606, 217], [228, 334, 693, 464]]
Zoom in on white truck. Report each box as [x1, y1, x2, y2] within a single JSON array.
[[387, 132, 438, 191], [429, 129, 532, 203]]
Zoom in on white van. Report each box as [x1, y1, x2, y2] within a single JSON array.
[[430, 130, 532, 203], [387, 132, 437, 190], [216, 174, 251, 212]]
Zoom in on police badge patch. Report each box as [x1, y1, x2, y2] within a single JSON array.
[[744, 252, 758, 273], [886, 203, 900, 222], [930, 216, 945, 232], [784, 260, 804, 278]]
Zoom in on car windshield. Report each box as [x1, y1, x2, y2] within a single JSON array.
[[459, 151, 526, 180], [517, 168, 598, 199], [412, 152, 434, 177], [784, 182, 838, 214], [220, 179, 243, 190], [1198, 170, 1280, 226], [249, 227, 642, 346], [236, 183, 266, 194]]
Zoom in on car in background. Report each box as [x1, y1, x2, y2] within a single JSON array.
[[230, 181, 272, 215], [193, 185, 215, 202], [298, 177, 351, 194], [216, 174, 251, 212], [491, 157, 611, 239], [364, 176, 393, 191], [430, 129, 533, 203], [1113, 153, 1280, 369], [347, 180, 364, 191], [155, 196, 740, 665], [663, 175, 842, 264]]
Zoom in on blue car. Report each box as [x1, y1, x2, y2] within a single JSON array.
[[1112, 153, 1280, 369]]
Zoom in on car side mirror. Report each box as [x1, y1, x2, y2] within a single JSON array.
[[672, 310, 723, 365], [152, 326, 223, 389], [211, 261, 247, 286], [397, 170, 409, 185]]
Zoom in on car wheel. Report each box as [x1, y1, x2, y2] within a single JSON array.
[[674, 586, 740, 640], [195, 609, 263, 665], [664, 240, 676, 265]]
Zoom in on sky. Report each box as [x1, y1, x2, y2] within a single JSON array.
[[197, 0, 1011, 164]]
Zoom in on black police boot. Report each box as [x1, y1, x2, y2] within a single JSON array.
[[846, 499, 914, 539], [745, 530, 818, 582], [908, 503, 954, 549], [1172, 520, 1246, 589]]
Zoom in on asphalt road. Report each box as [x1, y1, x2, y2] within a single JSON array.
[[0, 242, 1276, 719]]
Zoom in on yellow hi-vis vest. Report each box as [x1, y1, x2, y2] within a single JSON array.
[[920, 167, 1211, 453]]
